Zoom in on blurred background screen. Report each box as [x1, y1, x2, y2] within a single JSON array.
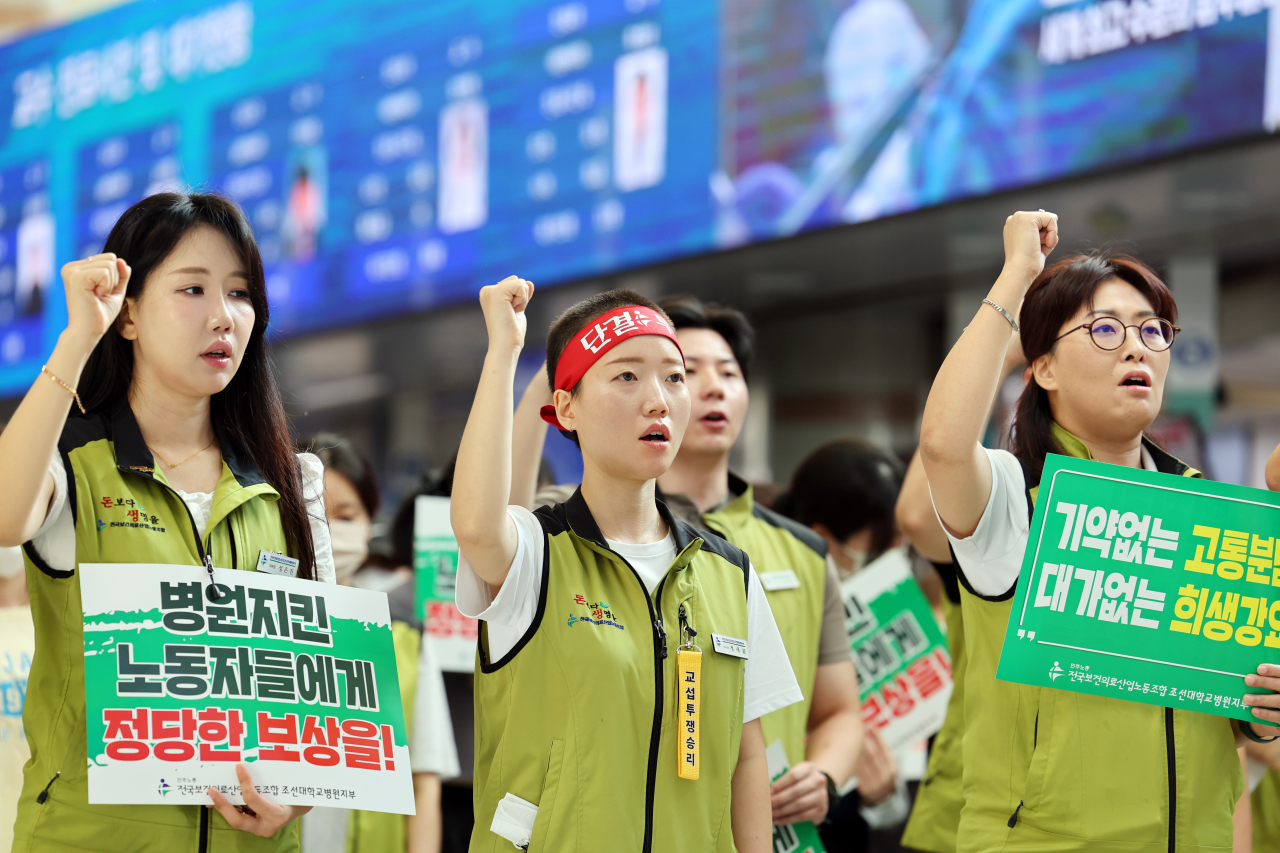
[[0, 0, 1271, 394]]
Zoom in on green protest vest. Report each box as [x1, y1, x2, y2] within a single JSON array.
[[471, 489, 750, 853], [702, 474, 827, 767], [956, 424, 1242, 852], [14, 398, 300, 853], [1251, 770, 1280, 852], [343, 620, 420, 853], [901, 562, 966, 853]]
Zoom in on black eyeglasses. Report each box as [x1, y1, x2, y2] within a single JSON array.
[[1055, 316, 1180, 352]]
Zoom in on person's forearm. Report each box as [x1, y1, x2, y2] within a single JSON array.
[[919, 269, 1026, 471], [407, 773, 442, 853], [510, 367, 551, 509], [804, 661, 864, 787], [806, 705, 863, 788], [0, 330, 96, 546], [451, 344, 521, 584], [1267, 443, 1280, 491], [896, 449, 952, 564], [732, 719, 772, 853]]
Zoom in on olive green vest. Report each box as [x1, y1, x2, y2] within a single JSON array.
[[957, 424, 1242, 852], [343, 620, 421, 853], [901, 562, 966, 853], [471, 489, 751, 853], [702, 474, 828, 767], [14, 399, 301, 853], [1251, 770, 1280, 852]]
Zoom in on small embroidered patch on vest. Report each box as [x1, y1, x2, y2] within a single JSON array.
[[127, 466, 155, 473], [677, 645, 701, 780]]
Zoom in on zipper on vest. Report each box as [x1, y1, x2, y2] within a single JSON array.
[[35, 771, 59, 804], [1007, 800, 1022, 828], [642, 572, 672, 853], [1165, 707, 1176, 853], [603, 547, 667, 853], [199, 801, 210, 853]]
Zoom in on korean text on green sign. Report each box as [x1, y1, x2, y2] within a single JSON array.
[[997, 454, 1280, 720], [841, 549, 953, 751]]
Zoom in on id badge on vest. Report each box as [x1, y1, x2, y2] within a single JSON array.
[[256, 550, 300, 578]]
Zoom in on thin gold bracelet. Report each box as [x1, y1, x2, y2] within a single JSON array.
[[42, 364, 85, 414]]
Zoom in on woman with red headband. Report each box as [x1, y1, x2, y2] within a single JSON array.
[[451, 277, 799, 853]]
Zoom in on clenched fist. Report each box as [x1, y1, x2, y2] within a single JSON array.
[[61, 253, 131, 346], [1002, 210, 1059, 281], [479, 275, 534, 353]]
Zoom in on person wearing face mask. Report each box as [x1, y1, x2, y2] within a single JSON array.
[[0, 193, 336, 853], [0, 543, 33, 853], [454, 280, 801, 853], [301, 434, 460, 853], [919, 211, 1265, 851], [507, 296, 863, 832], [776, 439, 920, 850]]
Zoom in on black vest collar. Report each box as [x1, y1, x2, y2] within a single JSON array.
[[563, 485, 703, 555], [108, 396, 268, 487]]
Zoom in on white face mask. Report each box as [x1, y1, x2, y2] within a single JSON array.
[[328, 519, 371, 585], [0, 546, 24, 579], [834, 542, 868, 579]]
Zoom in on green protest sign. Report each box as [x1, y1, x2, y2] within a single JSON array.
[[766, 740, 826, 853], [414, 495, 459, 606], [840, 549, 953, 751], [997, 454, 1280, 721], [413, 495, 478, 673], [81, 563, 414, 813]]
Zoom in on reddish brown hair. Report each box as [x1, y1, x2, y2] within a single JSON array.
[[1011, 252, 1178, 481]]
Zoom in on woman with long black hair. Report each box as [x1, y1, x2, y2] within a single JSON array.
[[0, 192, 334, 852], [919, 210, 1268, 851]]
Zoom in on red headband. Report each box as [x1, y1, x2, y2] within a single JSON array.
[[540, 305, 683, 429]]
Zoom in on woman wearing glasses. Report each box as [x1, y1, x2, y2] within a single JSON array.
[[918, 210, 1264, 851]]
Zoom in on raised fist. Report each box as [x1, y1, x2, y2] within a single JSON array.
[[478, 275, 534, 352], [1002, 210, 1059, 280], [62, 253, 131, 344]]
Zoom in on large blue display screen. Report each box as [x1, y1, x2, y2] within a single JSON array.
[[0, 0, 1271, 394]]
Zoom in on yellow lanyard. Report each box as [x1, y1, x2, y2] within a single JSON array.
[[677, 603, 701, 780]]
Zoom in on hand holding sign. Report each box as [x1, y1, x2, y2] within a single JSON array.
[[207, 763, 309, 836], [1244, 665, 1280, 734]]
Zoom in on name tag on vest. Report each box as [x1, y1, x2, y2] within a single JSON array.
[[759, 570, 801, 591], [711, 633, 748, 659], [256, 551, 300, 578]]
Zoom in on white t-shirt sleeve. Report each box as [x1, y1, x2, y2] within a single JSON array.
[[455, 505, 544, 661], [933, 447, 1029, 598], [409, 630, 462, 779], [743, 564, 804, 724], [30, 454, 75, 574], [297, 452, 335, 585]]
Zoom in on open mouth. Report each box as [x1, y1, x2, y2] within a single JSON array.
[[640, 424, 670, 444], [701, 411, 728, 426], [1120, 372, 1151, 388], [201, 345, 232, 367]]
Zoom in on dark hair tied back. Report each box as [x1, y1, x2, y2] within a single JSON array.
[[1011, 252, 1178, 482], [82, 192, 317, 580]]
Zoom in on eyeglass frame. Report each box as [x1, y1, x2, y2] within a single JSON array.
[[1053, 316, 1181, 352]]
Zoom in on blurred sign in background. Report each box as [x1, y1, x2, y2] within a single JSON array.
[[0, 0, 1273, 397]]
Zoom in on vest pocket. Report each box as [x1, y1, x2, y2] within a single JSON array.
[[528, 738, 566, 851]]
